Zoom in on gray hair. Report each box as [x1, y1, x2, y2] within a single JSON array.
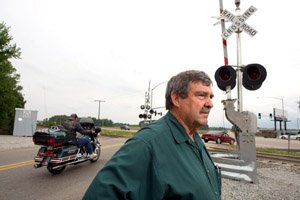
[[165, 70, 212, 110]]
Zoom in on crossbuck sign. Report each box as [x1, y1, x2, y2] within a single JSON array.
[[221, 5, 257, 40]]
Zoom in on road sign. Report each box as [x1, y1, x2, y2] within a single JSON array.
[[221, 5, 258, 40]]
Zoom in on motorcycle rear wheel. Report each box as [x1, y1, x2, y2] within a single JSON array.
[[47, 165, 66, 175], [90, 147, 101, 163]]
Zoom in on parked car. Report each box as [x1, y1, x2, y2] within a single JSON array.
[[279, 134, 300, 140], [201, 131, 235, 144], [120, 125, 130, 130]]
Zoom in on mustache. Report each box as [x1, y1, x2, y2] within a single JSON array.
[[201, 108, 211, 113]]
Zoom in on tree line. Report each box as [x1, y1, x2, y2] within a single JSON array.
[[38, 115, 128, 128], [0, 22, 25, 135]]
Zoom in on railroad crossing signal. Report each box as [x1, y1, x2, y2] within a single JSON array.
[[221, 5, 258, 40], [214, 63, 267, 91], [214, 65, 237, 91], [242, 63, 267, 91], [139, 104, 151, 119], [212, 1, 261, 184]]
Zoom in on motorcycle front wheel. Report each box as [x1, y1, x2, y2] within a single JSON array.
[[47, 165, 66, 175], [90, 146, 101, 163]]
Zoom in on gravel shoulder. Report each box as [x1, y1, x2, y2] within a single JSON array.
[[0, 135, 34, 151], [222, 161, 300, 200]]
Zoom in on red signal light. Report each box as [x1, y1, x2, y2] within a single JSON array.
[[242, 63, 267, 90], [215, 65, 237, 91], [247, 67, 260, 80], [219, 68, 231, 81]]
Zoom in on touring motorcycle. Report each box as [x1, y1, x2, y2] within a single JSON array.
[[32, 118, 101, 174]]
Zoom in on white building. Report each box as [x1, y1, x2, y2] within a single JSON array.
[[13, 108, 38, 136]]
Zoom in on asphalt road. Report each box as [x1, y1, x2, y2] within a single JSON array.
[[255, 136, 300, 150], [0, 136, 127, 200]]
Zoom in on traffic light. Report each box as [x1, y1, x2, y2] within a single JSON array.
[[149, 109, 157, 116], [139, 105, 150, 119], [139, 114, 147, 119], [242, 63, 267, 91], [157, 112, 163, 116], [258, 113, 261, 119], [149, 109, 163, 116], [214, 65, 237, 91]]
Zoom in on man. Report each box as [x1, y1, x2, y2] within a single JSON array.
[[83, 70, 221, 199], [63, 114, 97, 159]]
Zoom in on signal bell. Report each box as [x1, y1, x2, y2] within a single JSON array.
[[242, 63, 267, 91], [214, 65, 237, 91]]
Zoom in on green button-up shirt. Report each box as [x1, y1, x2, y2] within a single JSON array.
[[83, 112, 221, 200]]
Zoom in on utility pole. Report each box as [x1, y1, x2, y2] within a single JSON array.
[[94, 100, 105, 124]]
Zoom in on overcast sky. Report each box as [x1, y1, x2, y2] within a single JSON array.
[[1, 0, 300, 129]]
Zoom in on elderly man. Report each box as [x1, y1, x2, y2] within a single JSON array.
[[83, 70, 221, 200]]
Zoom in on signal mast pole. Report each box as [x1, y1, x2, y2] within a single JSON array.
[[235, 0, 243, 112]]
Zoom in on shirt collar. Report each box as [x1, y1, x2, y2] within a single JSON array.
[[165, 112, 190, 144], [165, 112, 204, 148]]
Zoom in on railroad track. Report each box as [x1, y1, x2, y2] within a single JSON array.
[[208, 146, 300, 166], [256, 152, 300, 166]]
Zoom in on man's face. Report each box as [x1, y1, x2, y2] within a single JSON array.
[[173, 81, 214, 128], [69, 117, 76, 124]]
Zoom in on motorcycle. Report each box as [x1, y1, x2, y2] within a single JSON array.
[[32, 118, 101, 174]]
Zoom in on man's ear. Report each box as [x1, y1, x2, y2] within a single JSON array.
[[170, 92, 180, 108]]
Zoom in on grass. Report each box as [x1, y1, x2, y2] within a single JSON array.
[[100, 128, 300, 157], [101, 129, 136, 138], [256, 147, 300, 157], [101, 129, 208, 138], [197, 130, 209, 134]]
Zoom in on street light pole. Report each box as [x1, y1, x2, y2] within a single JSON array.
[[150, 81, 167, 109], [94, 100, 105, 124], [278, 97, 289, 153], [281, 97, 286, 135], [297, 101, 300, 129]]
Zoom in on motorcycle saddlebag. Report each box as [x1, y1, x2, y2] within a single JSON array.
[[53, 145, 78, 158], [33, 127, 67, 146]]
